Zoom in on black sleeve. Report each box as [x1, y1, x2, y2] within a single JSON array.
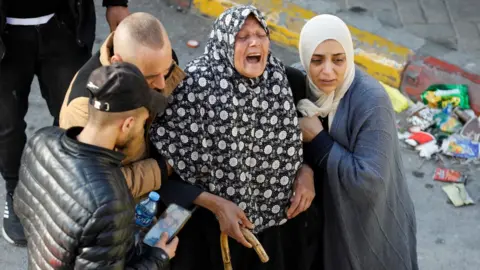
[[285, 66, 307, 117], [102, 0, 128, 7], [125, 244, 170, 270], [159, 175, 204, 210], [155, 156, 169, 190], [304, 130, 334, 171], [0, 39, 5, 62], [286, 66, 307, 104]]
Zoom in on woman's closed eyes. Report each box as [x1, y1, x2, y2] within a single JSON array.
[[236, 31, 267, 42]]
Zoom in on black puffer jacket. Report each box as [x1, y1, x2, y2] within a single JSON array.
[[14, 127, 170, 269], [0, 0, 128, 61]]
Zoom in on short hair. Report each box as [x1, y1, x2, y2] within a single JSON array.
[[87, 104, 145, 127], [114, 12, 166, 51]]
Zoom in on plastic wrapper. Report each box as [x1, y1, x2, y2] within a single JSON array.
[[416, 141, 439, 159], [406, 131, 434, 146], [421, 84, 470, 109], [433, 105, 463, 134], [441, 135, 479, 159], [433, 168, 465, 183], [407, 107, 436, 130], [442, 184, 474, 207], [430, 130, 451, 145], [380, 82, 409, 113]]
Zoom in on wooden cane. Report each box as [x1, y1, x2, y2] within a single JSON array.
[[240, 228, 269, 263], [221, 229, 269, 270], [221, 232, 233, 270]]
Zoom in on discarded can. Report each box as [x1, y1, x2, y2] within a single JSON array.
[[453, 107, 473, 123], [461, 116, 480, 142]]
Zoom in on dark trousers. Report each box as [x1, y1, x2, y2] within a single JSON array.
[[0, 16, 91, 193], [170, 207, 320, 270]]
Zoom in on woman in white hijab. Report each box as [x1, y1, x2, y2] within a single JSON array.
[[293, 15, 418, 270]]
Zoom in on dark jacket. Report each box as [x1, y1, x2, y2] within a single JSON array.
[[14, 127, 170, 269], [0, 0, 128, 61]]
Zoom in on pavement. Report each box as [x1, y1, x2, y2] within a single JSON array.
[[328, 0, 480, 55], [191, 0, 480, 115], [310, 0, 480, 63], [194, 0, 480, 75], [0, 0, 479, 269]]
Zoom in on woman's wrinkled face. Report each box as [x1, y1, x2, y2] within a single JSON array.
[[309, 39, 347, 94], [234, 15, 270, 78]]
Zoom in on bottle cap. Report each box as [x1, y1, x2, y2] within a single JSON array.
[[148, 191, 160, 202]]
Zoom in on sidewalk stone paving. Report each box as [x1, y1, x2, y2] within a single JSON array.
[[322, 0, 480, 53], [294, 0, 480, 74], [0, 0, 479, 269]]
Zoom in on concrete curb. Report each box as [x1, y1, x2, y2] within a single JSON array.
[[402, 56, 480, 114], [191, 0, 480, 114], [192, 0, 412, 90]]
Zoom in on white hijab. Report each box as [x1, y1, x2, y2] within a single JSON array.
[[297, 14, 356, 128]]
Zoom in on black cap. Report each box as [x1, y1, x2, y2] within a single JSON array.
[[86, 62, 168, 114]]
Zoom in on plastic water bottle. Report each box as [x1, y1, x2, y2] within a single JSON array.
[[135, 191, 160, 228]]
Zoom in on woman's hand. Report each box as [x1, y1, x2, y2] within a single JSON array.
[[299, 117, 324, 142], [194, 192, 254, 248], [287, 165, 315, 219], [214, 197, 255, 248]]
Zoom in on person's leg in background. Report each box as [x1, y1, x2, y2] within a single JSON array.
[[0, 24, 38, 246], [36, 17, 92, 126], [1, 16, 91, 246]]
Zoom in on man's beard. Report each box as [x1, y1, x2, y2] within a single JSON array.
[[115, 133, 134, 151]]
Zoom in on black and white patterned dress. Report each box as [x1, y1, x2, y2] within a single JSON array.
[[149, 5, 303, 233]]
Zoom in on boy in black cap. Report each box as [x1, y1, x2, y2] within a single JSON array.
[[13, 62, 177, 269]]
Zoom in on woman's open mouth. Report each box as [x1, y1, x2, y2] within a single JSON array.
[[320, 79, 336, 85], [246, 53, 262, 64]]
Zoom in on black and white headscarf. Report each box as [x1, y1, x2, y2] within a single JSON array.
[[149, 5, 303, 233]]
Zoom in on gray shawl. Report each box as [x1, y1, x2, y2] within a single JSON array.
[[318, 68, 418, 270]]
